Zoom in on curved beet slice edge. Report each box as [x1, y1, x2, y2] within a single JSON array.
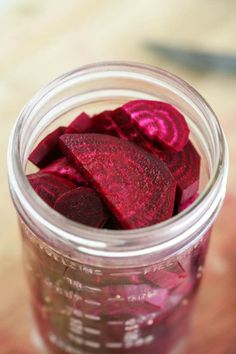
[[111, 108, 200, 206], [65, 112, 92, 133], [42, 157, 86, 185], [163, 141, 200, 204], [27, 172, 77, 207], [28, 127, 66, 168], [54, 187, 108, 227], [112, 108, 164, 159], [122, 100, 190, 152], [178, 193, 199, 213], [111, 113, 200, 207], [86, 110, 128, 139], [59, 134, 176, 229]]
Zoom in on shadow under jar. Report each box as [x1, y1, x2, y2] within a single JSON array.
[[8, 62, 228, 354]]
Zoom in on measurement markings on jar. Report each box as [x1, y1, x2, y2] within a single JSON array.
[[65, 307, 101, 323], [69, 308, 82, 318], [108, 295, 122, 301], [79, 266, 103, 276], [49, 333, 91, 354], [84, 299, 101, 306], [84, 327, 101, 335], [69, 318, 83, 335], [84, 313, 101, 321], [108, 320, 124, 325], [125, 324, 139, 331], [108, 290, 159, 303], [123, 331, 154, 348], [110, 271, 142, 276], [106, 342, 123, 348], [68, 333, 101, 349], [68, 319, 101, 349], [84, 340, 101, 349], [84, 285, 102, 292]]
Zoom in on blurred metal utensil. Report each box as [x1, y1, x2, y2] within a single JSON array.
[[146, 42, 236, 73]]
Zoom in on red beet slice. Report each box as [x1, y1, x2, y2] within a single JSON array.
[[122, 100, 190, 152], [111, 108, 200, 206], [27, 172, 77, 207], [28, 127, 65, 168], [162, 141, 200, 204], [59, 134, 176, 229], [65, 112, 92, 133], [178, 193, 199, 213], [42, 157, 86, 185], [87, 110, 128, 139], [112, 108, 163, 160], [54, 187, 108, 227]]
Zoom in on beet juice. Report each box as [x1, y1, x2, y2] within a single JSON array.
[[8, 62, 228, 354]]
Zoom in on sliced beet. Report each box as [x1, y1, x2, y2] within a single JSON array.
[[65, 112, 92, 133], [27, 172, 77, 207], [178, 193, 199, 213], [87, 110, 128, 139], [59, 133, 176, 229], [113, 108, 200, 205], [42, 157, 86, 185], [112, 108, 164, 160], [122, 100, 190, 152], [28, 127, 65, 168], [54, 187, 107, 227], [162, 141, 200, 204]]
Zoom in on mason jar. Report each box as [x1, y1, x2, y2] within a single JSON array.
[[8, 62, 228, 354]]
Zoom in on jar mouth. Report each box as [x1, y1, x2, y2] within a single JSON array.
[[8, 61, 228, 259]]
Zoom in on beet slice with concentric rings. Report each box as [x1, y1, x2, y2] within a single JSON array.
[[27, 172, 77, 207], [112, 108, 164, 159], [54, 187, 108, 227], [42, 157, 86, 185], [65, 112, 92, 134], [112, 108, 199, 205], [112, 107, 200, 206], [28, 126, 66, 168], [122, 100, 190, 152], [59, 133, 176, 229], [162, 141, 200, 204]]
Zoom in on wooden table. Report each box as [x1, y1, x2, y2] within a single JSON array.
[[1, 1, 236, 353]]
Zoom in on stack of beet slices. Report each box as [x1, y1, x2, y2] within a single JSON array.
[[27, 100, 200, 229]]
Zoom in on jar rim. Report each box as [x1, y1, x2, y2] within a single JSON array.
[[8, 61, 228, 260]]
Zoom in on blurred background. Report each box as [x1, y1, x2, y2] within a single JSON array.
[[1, 1, 236, 353]]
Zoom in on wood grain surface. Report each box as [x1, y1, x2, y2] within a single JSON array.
[[1, 1, 236, 353]]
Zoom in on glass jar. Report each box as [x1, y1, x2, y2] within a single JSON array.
[[8, 62, 228, 354]]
